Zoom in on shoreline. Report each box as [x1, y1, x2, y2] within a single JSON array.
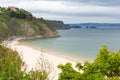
[[19, 40, 85, 64], [3, 37, 84, 80]]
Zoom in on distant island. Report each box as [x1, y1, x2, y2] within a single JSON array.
[[52, 22, 120, 29], [69, 23, 120, 29]]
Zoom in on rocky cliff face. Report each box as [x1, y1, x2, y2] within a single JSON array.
[[0, 8, 59, 41], [47, 20, 70, 29]]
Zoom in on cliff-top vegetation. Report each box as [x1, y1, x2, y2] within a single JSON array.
[[0, 6, 58, 42]]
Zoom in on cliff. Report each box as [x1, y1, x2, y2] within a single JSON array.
[[0, 7, 59, 41], [47, 20, 71, 29]]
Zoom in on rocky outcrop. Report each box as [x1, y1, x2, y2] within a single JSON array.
[[36, 21, 60, 38], [47, 20, 71, 29]]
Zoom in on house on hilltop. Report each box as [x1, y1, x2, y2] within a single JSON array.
[[8, 6, 18, 11]]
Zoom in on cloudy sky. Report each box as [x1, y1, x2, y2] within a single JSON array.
[[0, 0, 120, 23]]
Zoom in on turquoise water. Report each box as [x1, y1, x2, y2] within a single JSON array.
[[21, 28, 120, 60]]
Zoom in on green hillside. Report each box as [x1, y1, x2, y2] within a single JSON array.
[[0, 7, 58, 42]]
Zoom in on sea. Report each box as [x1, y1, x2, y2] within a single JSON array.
[[20, 28, 120, 61]]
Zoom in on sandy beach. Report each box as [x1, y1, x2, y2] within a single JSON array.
[[4, 38, 84, 80]]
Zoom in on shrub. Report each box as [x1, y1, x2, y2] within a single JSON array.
[[58, 45, 120, 80], [0, 45, 50, 80]]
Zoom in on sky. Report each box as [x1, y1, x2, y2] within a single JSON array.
[[0, 0, 120, 23]]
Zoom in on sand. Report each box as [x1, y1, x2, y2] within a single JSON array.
[[4, 38, 84, 80]]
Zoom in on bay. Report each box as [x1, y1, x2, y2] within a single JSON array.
[[20, 28, 120, 61]]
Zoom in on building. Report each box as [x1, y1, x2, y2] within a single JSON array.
[[8, 6, 17, 11]]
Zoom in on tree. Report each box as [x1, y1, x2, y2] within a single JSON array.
[[58, 45, 120, 80], [0, 7, 6, 12], [58, 62, 80, 80], [0, 45, 51, 80]]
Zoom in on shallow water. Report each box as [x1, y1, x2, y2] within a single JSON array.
[[20, 28, 120, 61]]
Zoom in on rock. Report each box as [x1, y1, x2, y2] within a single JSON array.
[[47, 20, 71, 30]]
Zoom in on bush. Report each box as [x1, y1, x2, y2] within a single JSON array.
[[0, 44, 25, 79], [58, 45, 120, 80], [0, 45, 49, 80]]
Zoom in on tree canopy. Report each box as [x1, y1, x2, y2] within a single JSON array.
[[58, 45, 120, 80]]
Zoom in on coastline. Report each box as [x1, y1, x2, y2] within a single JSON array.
[[2, 37, 84, 80], [19, 40, 85, 63]]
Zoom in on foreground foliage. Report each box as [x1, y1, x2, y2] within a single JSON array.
[[58, 45, 120, 80], [0, 44, 48, 80]]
